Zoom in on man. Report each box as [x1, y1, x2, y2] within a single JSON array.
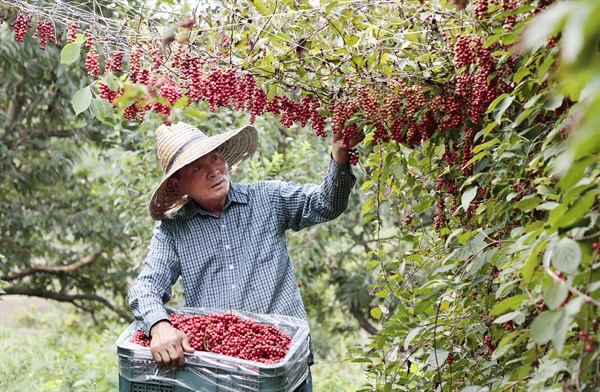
[[128, 121, 363, 391]]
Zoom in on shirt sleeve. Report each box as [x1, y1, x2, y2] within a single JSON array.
[[127, 222, 181, 336], [274, 156, 356, 231]]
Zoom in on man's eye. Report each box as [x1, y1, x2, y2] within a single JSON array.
[[194, 165, 202, 171]]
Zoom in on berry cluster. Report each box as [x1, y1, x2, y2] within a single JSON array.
[[131, 313, 293, 364], [64, 20, 79, 43], [99, 83, 118, 105], [447, 351, 455, 365], [483, 334, 495, 356], [357, 86, 379, 122], [85, 46, 100, 77], [105, 51, 124, 73], [461, 128, 475, 175], [454, 34, 476, 67], [473, 0, 489, 19], [502, 0, 517, 29], [11, 13, 32, 43], [128, 45, 142, 83], [33, 20, 56, 50], [434, 194, 446, 231]]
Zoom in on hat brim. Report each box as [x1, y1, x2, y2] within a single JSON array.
[[149, 124, 258, 220]]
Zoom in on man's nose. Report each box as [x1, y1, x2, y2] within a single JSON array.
[[208, 164, 220, 177]]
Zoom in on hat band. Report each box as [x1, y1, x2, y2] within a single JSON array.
[[165, 135, 207, 173]]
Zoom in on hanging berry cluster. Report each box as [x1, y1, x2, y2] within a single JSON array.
[[131, 312, 293, 364], [4, 0, 559, 172]]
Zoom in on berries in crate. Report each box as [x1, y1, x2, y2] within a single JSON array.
[[116, 307, 310, 392]]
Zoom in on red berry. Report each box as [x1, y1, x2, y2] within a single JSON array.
[[586, 345, 594, 354]]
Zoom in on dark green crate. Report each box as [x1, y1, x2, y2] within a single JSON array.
[[119, 376, 196, 392]]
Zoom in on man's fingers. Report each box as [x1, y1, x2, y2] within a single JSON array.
[[165, 345, 181, 370], [153, 350, 164, 366], [182, 335, 195, 353]]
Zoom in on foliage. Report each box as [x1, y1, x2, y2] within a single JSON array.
[[1, 0, 599, 390], [0, 310, 120, 391]]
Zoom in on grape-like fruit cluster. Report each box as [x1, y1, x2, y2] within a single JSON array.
[[64, 20, 79, 43], [33, 20, 56, 50], [85, 46, 100, 77], [473, 0, 489, 19], [131, 313, 293, 364], [11, 13, 32, 43]]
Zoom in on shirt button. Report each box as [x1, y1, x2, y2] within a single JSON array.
[[225, 244, 230, 250], [229, 265, 234, 270], [232, 285, 236, 289], [221, 224, 225, 229]]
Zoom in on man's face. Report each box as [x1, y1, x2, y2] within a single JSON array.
[[172, 150, 230, 209]]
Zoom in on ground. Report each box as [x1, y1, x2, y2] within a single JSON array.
[[0, 295, 65, 336]]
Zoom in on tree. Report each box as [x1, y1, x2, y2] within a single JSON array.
[[1, 0, 599, 390]]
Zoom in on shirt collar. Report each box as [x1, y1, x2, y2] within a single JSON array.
[[170, 182, 248, 220]]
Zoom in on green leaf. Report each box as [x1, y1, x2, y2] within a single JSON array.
[[490, 295, 529, 316], [362, 198, 376, 216], [403, 327, 422, 351], [89, 97, 113, 122], [414, 297, 435, 315], [552, 312, 571, 354], [461, 186, 478, 211], [426, 349, 449, 367], [544, 282, 569, 310], [370, 306, 382, 320], [489, 95, 515, 124], [514, 67, 531, 84], [71, 87, 93, 116], [522, 242, 546, 283], [557, 156, 596, 192], [182, 108, 205, 118], [473, 138, 500, 154], [103, 72, 120, 92], [514, 196, 542, 212], [173, 96, 190, 109], [250, 0, 270, 15], [488, 93, 511, 112], [465, 151, 491, 167], [554, 190, 597, 229], [530, 309, 565, 343], [61, 43, 82, 64], [543, 94, 564, 110], [536, 202, 560, 211], [551, 237, 582, 274], [493, 311, 521, 324], [344, 35, 359, 46]]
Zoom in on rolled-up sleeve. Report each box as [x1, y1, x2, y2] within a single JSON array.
[[128, 223, 181, 336], [274, 157, 356, 231]]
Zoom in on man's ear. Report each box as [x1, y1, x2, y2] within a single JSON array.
[[167, 177, 183, 195]]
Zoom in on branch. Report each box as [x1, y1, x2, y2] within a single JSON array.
[[350, 304, 379, 335], [1, 286, 133, 322], [1, 249, 104, 281]]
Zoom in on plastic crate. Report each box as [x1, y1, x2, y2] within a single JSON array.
[[117, 307, 309, 392]]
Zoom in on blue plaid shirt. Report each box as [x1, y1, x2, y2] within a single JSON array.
[[128, 158, 356, 337]]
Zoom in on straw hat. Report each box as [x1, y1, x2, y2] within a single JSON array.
[[149, 122, 258, 220]]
